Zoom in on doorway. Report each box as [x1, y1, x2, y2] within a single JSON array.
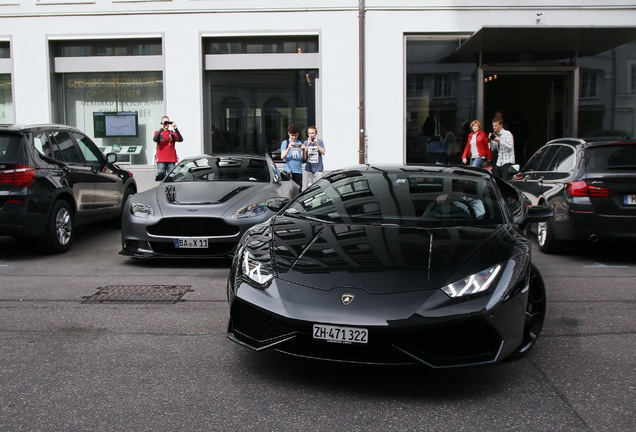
[[482, 70, 574, 166]]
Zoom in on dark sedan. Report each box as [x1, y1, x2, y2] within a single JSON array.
[[227, 164, 553, 368], [120, 154, 299, 258], [510, 138, 636, 253]]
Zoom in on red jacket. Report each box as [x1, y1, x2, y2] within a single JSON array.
[[462, 130, 492, 161], [153, 128, 183, 163]]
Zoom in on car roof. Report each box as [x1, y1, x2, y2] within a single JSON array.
[[0, 123, 83, 133], [544, 137, 636, 149], [329, 163, 493, 179]]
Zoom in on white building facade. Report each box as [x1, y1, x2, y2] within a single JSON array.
[[1, 1, 635, 173]]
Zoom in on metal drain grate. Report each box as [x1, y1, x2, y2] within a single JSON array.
[[82, 285, 192, 304]]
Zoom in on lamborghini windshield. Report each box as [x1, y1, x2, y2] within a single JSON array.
[[286, 169, 505, 227]]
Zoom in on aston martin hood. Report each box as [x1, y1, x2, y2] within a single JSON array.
[[267, 214, 520, 294], [154, 182, 261, 215]]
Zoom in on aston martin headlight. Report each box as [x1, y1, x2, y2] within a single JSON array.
[[232, 203, 268, 219], [442, 264, 502, 298], [241, 249, 274, 286], [130, 202, 154, 219]]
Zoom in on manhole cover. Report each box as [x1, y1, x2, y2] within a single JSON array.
[[82, 285, 192, 304]]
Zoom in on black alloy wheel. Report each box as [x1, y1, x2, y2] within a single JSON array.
[[509, 263, 546, 359]]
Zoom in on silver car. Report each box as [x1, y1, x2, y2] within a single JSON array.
[[120, 154, 299, 258]]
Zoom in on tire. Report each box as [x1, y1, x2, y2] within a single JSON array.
[[509, 263, 546, 359], [536, 218, 562, 254], [39, 200, 74, 254]]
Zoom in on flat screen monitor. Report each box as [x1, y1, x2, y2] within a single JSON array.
[[93, 112, 139, 138]]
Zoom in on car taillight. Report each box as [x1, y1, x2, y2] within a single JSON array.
[[0, 164, 37, 187], [566, 180, 610, 197]]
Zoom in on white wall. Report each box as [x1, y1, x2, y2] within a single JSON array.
[[1, 1, 635, 171]]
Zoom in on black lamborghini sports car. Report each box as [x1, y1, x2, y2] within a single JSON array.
[[227, 164, 553, 368]]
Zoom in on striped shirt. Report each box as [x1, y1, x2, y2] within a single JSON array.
[[492, 129, 515, 165]]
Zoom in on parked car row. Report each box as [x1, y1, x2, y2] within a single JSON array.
[[2, 123, 632, 369]]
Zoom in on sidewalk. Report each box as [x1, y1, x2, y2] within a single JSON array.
[[128, 166, 157, 192]]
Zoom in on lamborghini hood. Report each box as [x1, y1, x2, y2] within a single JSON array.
[[264, 214, 524, 294]]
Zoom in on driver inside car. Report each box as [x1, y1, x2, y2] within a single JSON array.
[[434, 181, 485, 220]]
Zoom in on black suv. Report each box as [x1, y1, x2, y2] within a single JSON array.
[[0, 124, 137, 253], [510, 137, 636, 253]]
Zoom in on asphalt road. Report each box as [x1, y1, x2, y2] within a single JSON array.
[[0, 223, 634, 432]]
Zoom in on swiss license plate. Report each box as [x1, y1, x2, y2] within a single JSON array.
[[313, 324, 368, 344], [174, 238, 209, 248], [623, 194, 636, 205]]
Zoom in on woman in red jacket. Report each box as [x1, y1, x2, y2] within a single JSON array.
[[461, 120, 491, 167]]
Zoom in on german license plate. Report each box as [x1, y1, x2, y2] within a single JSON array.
[[313, 324, 368, 344], [174, 238, 209, 248], [623, 194, 636, 205]]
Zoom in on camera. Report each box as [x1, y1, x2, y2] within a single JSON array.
[[163, 121, 173, 125], [489, 132, 497, 140]]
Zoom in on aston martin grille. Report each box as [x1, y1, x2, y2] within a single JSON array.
[[147, 217, 240, 237]]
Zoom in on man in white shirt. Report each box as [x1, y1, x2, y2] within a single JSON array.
[[490, 117, 515, 180]]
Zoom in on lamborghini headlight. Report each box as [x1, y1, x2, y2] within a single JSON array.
[[241, 249, 274, 286], [130, 202, 154, 219], [233, 203, 268, 219], [442, 264, 502, 298]]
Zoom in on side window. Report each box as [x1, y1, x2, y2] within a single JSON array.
[[33, 133, 56, 159], [72, 132, 103, 164], [522, 146, 548, 172], [534, 146, 561, 171], [51, 130, 84, 163], [551, 146, 576, 172]]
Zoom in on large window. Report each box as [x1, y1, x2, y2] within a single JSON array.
[[406, 37, 476, 164], [0, 74, 12, 125], [205, 36, 318, 55], [0, 41, 12, 124], [61, 72, 163, 164], [406, 34, 636, 166], [52, 38, 163, 165], [51, 39, 161, 57], [577, 41, 636, 138], [204, 35, 320, 159], [209, 70, 315, 157], [580, 70, 598, 99]]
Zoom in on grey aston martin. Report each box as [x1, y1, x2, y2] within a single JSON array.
[[120, 154, 299, 258]]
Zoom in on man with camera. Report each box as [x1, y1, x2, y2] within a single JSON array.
[[489, 117, 515, 181], [280, 124, 306, 189], [153, 115, 184, 181]]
